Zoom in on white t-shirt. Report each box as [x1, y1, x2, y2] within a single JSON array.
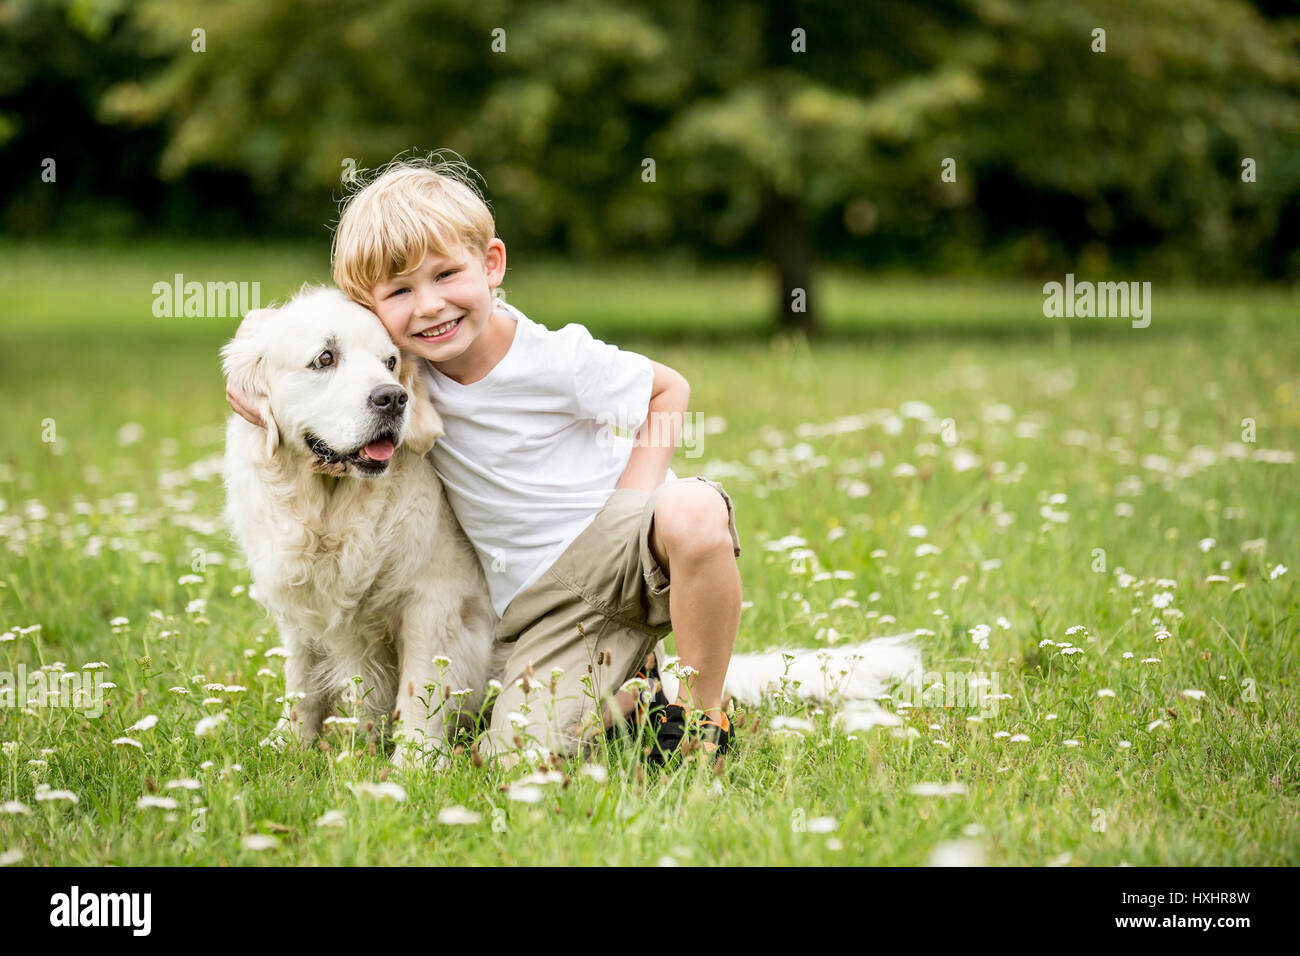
[[423, 300, 673, 617]]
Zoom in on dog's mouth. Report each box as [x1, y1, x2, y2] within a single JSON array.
[[303, 431, 399, 477]]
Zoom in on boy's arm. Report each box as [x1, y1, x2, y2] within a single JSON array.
[[616, 360, 689, 493]]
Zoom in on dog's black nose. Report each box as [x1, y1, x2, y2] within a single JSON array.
[[368, 385, 408, 414]]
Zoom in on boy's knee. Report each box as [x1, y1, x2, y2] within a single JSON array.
[[653, 484, 733, 561]]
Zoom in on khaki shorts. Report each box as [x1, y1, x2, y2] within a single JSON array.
[[481, 476, 741, 758]]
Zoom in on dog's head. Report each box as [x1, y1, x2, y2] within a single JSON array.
[[221, 287, 441, 477]]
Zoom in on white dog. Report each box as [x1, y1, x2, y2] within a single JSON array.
[[221, 286, 503, 766]]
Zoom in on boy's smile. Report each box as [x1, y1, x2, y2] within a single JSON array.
[[371, 239, 511, 385]]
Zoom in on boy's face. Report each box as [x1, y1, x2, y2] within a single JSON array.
[[370, 239, 506, 366]]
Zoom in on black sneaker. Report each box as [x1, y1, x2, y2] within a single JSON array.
[[606, 656, 671, 741], [647, 705, 734, 766]]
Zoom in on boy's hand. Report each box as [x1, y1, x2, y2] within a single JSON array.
[[225, 307, 276, 427]]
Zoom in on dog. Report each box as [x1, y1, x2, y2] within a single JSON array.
[[221, 286, 503, 767]]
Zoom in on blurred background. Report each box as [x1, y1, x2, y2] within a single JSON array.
[[2, 0, 1298, 335]]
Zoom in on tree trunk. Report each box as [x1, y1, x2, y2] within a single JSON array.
[[761, 188, 818, 335]]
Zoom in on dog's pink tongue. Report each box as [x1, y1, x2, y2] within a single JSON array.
[[364, 438, 395, 462]]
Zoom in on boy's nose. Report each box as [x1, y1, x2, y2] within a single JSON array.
[[415, 286, 445, 317]]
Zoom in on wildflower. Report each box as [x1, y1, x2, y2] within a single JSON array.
[[109, 616, 129, 627], [0, 849, 23, 866], [1154, 630, 1170, 641], [185, 599, 206, 615], [1118, 740, 1132, 749], [437, 806, 482, 825], [316, 810, 346, 828], [111, 737, 142, 749], [347, 781, 407, 802], [164, 779, 200, 790], [128, 715, 158, 732], [1063, 739, 1081, 748], [968, 625, 991, 650], [1141, 658, 1161, 665], [1152, 592, 1174, 609], [1146, 719, 1166, 732], [1198, 538, 1216, 552], [1059, 646, 1084, 656], [1205, 575, 1229, 583], [1180, 689, 1207, 700], [1009, 733, 1031, 743], [992, 731, 1011, 739], [34, 788, 78, 804], [996, 617, 1011, 630], [807, 816, 838, 833], [1270, 564, 1288, 580], [137, 795, 178, 810], [177, 574, 203, 586], [908, 782, 968, 797], [907, 525, 927, 539], [915, 544, 941, 556], [240, 835, 278, 851], [928, 840, 984, 867], [581, 764, 608, 784], [1065, 625, 1088, 636], [1097, 689, 1116, 698], [194, 713, 227, 737], [506, 785, 544, 804]]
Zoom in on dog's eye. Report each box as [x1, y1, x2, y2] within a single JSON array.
[[386, 356, 397, 371], [311, 350, 335, 370]]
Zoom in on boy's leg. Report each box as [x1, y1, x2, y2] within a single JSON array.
[[479, 488, 669, 769], [480, 607, 654, 768], [644, 479, 742, 722]]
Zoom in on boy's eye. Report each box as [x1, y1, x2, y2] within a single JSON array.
[[386, 356, 397, 371], [436, 270, 458, 281], [310, 349, 335, 370], [386, 287, 409, 298]]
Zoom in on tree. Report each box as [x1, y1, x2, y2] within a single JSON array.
[[99, 0, 1300, 328]]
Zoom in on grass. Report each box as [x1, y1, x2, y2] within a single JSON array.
[[1, 241, 1297, 866]]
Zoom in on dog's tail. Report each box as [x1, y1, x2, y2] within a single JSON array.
[[658, 632, 923, 709]]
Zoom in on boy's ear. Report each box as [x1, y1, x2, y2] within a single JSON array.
[[398, 353, 442, 456], [221, 335, 280, 458]]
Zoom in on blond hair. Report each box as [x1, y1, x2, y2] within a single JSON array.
[[331, 154, 496, 307]]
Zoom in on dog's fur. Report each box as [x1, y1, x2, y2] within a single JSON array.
[[221, 287, 503, 766]]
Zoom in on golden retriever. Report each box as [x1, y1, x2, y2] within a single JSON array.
[[221, 286, 503, 767]]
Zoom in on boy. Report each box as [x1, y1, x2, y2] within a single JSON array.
[[227, 159, 743, 765]]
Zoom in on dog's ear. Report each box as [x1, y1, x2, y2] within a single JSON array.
[[221, 333, 281, 458], [398, 353, 442, 456]]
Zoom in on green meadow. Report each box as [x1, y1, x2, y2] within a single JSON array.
[[1, 242, 1297, 865]]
